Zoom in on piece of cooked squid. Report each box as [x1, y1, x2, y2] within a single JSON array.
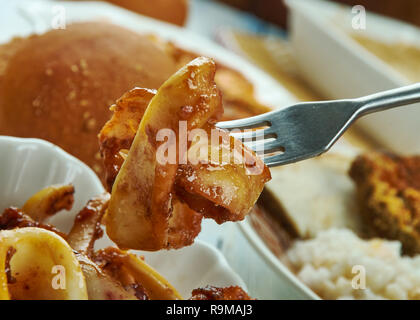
[[22, 184, 74, 222], [74, 252, 138, 300], [67, 192, 110, 256], [94, 247, 182, 300], [0, 186, 252, 300], [0, 227, 88, 300], [0, 188, 182, 300], [67, 194, 182, 299], [0, 207, 65, 237], [99, 57, 271, 251]]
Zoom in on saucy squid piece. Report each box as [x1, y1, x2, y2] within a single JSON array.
[[99, 57, 271, 251]]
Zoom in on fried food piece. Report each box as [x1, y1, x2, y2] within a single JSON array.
[[0, 228, 88, 300], [0, 23, 270, 184], [100, 57, 270, 250], [99, 87, 156, 190], [22, 184, 74, 222], [176, 128, 270, 223], [98, 88, 204, 248], [102, 57, 220, 250], [349, 152, 420, 255], [165, 43, 271, 120], [67, 193, 110, 255], [190, 286, 252, 300], [94, 247, 182, 300]]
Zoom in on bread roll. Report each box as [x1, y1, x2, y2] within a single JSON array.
[[0, 22, 177, 177], [103, 0, 189, 26]]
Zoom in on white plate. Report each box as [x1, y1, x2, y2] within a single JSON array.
[[285, 0, 420, 154], [0, 136, 246, 298]]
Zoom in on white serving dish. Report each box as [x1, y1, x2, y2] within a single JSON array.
[[0, 136, 246, 298], [222, 222, 319, 300], [0, 136, 104, 232], [285, 0, 420, 154]]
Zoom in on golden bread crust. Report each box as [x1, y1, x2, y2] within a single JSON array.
[[0, 22, 177, 176]]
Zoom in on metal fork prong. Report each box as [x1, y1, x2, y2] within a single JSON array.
[[216, 113, 272, 130], [218, 84, 420, 168], [246, 139, 284, 154], [263, 153, 294, 167], [263, 149, 324, 167], [230, 128, 276, 141]]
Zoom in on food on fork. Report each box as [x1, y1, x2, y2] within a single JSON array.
[[0, 22, 270, 183], [99, 57, 271, 251], [350, 152, 420, 255]]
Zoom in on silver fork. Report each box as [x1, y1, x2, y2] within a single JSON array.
[[216, 83, 420, 167]]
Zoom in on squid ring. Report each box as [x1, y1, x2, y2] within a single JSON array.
[[0, 227, 88, 300]]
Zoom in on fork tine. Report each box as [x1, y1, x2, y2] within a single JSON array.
[[264, 149, 325, 167], [230, 128, 276, 141], [263, 153, 295, 167], [246, 139, 284, 154], [216, 113, 272, 130]]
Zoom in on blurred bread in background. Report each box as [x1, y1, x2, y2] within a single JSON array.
[[71, 0, 189, 26], [0, 22, 178, 177]]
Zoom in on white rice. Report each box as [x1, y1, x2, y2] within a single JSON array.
[[286, 228, 420, 300]]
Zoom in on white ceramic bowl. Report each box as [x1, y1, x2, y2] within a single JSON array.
[[221, 222, 319, 300], [0, 136, 103, 232], [0, 136, 246, 298], [285, 0, 420, 154]]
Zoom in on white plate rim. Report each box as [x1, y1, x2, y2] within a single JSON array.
[[238, 219, 320, 300]]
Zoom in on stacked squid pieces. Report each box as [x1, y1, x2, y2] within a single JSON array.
[[99, 57, 271, 250], [0, 186, 180, 300], [0, 57, 269, 300]]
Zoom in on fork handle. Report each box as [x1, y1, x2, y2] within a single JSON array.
[[356, 83, 420, 116]]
